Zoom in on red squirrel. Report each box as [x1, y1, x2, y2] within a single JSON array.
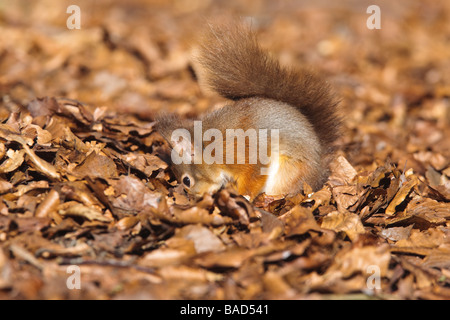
[[157, 24, 341, 199]]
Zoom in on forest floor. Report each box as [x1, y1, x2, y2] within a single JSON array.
[[0, 0, 449, 299]]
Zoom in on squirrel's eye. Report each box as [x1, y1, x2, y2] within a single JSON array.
[[182, 175, 191, 188]]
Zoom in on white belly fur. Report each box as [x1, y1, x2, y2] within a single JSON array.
[[262, 157, 280, 195]]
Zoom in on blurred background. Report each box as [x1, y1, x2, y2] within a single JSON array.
[[0, 0, 449, 175]]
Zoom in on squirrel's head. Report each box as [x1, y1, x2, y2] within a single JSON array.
[[170, 162, 226, 197], [156, 115, 227, 197]]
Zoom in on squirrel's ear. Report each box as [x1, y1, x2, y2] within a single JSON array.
[[155, 114, 180, 141], [155, 114, 195, 164], [170, 128, 194, 164]]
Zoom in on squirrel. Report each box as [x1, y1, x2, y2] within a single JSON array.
[[156, 24, 341, 200]]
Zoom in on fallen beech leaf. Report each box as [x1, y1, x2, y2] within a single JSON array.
[[280, 205, 321, 237], [0, 216, 50, 234], [58, 202, 112, 222], [332, 185, 359, 212], [426, 183, 450, 202], [253, 193, 287, 212], [22, 143, 61, 180], [263, 271, 295, 297], [110, 175, 162, 212], [261, 239, 311, 263], [0, 129, 60, 180], [59, 181, 104, 208], [402, 197, 450, 225], [141, 238, 196, 267], [0, 149, 25, 173], [0, 178, 13, 193], [27, 97, 61, 117], [141, 248, 193, 267], [38, 242, 92, 258], [56, 98, 93, 125], [0, 142, 5, 159], [72, 151, 118, 179], [413, 151, 448, 171], [175, 224, 225, 253], [321, 211, 365, 241], [61, 127, 90, 153], [22, 124, 52, 146], [379, 225, 413, 242], [328, 155, 358, 186], [215, 189, 252, 225], [120, 152, 168, 176], [385, 179, 417, 216], [9, 244, 44, 271], [196, 247, 254, 269], [303, 187, 332, 211], [398, 256, 435, 290], [425, 166, 441, 187], [171, 185, 192, 206], [14, 181, 49, 197], [171, 206, 231, 226], [257, 209, 285, 238], [395, 228, 446, 250], [325, 244, 390, 278], [157, 265, 223, 282], [0, 124, 32, 146], [421, 252, 450, 269], [116, 216, 140, 231], [367, 164, 393, 188], [35, 189, 60, 218]]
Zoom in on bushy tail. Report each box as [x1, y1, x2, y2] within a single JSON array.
[[196, 23, 341, 150]]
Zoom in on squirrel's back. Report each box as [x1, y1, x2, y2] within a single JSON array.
[[196, 24, 341, 155]]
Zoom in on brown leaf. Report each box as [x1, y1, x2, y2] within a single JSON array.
[[325, 244, 391, 279], [175, 224, 225, 253], [332, 185, 359, 213], [303, 187, 332, 211], [157, 265, 223, 282], [215, 189, 253, 225], [385, 178, 417, 216], [72, 151, 118, 179], [119, 153, 167, 176], [0, 178, 13, 194], [253, 193, 287, 213], [196, 247, 254, 269], [27, 97, 61, 117], [115, 216, 140, 231], [421, 252, 450, 269], [110, 175, 162, 212], [406, 198, 450, 224], [379, 225, 413, 242], [0, 149, 25, 173], [328, 155, 357, 186], [426, 183, 450, 202], [394, 228, 447, 250], [257, 209, 285, 238], [280, 205, 321, 237], [35, 189, 60, 218], [321, 211, 366, 241], [58, 202, 112, 222], [141, 238, 196, 268], [170, 206, 231, 226]]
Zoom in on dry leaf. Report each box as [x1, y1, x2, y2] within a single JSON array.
[[321, 211, 365, 241], [58, 202, 112, 222], [385, 179, 417, 216]]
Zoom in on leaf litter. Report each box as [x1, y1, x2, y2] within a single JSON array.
[[0, 0, 450, 300]]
